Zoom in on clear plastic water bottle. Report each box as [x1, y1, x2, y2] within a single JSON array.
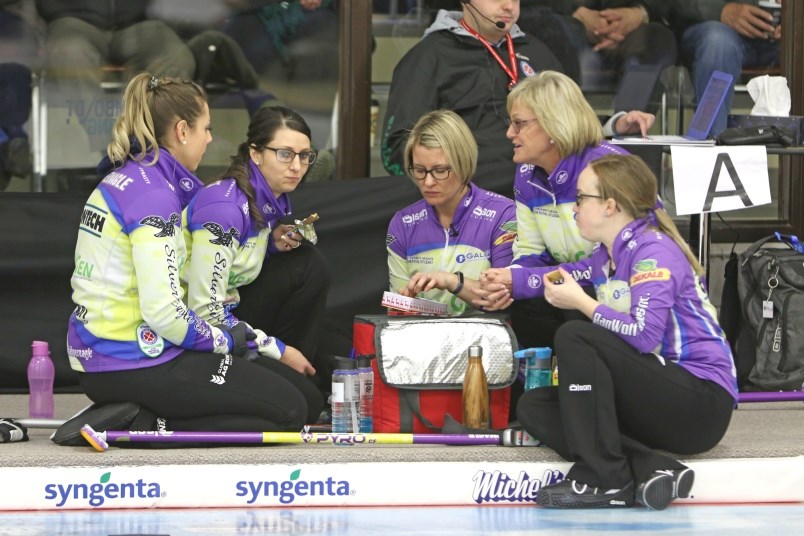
[[357, 355, 374, 433], [514, 347, 553, 391], [28, 340, 55, 418], [331, 357, 358, 433]]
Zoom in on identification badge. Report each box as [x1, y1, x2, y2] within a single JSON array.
[[762, 300, 774, 319]]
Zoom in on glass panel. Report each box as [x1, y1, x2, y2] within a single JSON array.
[[7, 0, 339, 192]]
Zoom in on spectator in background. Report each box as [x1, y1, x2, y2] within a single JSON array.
[[0, 0, 40, 188], [381, 1, 563, 177], [517, 1, 676, 97], [35, 0, 196, 151], [667, 0, 781, 136], [381, 1, 652, 179]]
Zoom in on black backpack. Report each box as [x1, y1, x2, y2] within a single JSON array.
[[721, 234, 804, 391]]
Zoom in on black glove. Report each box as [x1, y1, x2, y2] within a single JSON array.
[[223, 322, 257, 358]]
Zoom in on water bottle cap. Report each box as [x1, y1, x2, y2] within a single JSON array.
[[333, 356, 358, 370], [468, 345, 483, 358], [357, 354, 375, 367], [32, 340, 50, 356], [534, 347, 551, 358]]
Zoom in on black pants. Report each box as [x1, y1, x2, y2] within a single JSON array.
[[517, 321, 734, 489], [79, 349, 323, 431], [235, 242, 331, 369]]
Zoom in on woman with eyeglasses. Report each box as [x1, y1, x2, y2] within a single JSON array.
[[476, 70, 629, 350], [386, 109, 517, 315], [57, 76, 322, 444], [516, 154, 735, 510], [183, 105, 328, 426]]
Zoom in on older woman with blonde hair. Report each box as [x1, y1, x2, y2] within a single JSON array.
[[477, 70, 629, 350], [386, 109, 517, 315]]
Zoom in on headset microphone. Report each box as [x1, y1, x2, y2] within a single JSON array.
[[462, 0, 506, 30]]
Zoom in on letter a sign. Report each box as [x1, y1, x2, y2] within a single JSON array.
[[670, 146, 771, 216]]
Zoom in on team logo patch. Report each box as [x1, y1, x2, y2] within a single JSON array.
[[136, 323, 165, 357], [520, 61, 536, 77], [263, 204, 276, 214], [630, 259, 671, 285], [527, 274, 543, 289], [203, 222, 240, 246], [386, 233, 396, 246], [555, 170, 568, 184], [140, 213, 180, 237], [621, 228, 634, 241], [179, 177, 195, 192]]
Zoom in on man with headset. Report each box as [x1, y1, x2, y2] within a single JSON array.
[[381, 0, 653, 178]]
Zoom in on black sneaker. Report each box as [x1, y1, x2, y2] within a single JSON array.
[[636, 468, 695, 510], [537, 478, 635, 508], [51, 402, 141, 446]]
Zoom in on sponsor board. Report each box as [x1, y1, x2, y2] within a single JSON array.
[[1, 458, 803, 510]]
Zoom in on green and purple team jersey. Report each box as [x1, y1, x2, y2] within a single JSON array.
[[387, 183, 517, 315]]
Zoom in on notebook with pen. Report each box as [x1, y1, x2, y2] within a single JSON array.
[[612, 70, 734, 146]]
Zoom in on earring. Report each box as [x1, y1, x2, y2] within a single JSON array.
[[257, 161, 262, 165], [549, 139, 555, 144], [182, 140, 187, 145]]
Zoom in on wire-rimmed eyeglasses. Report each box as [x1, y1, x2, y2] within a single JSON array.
[[505, 118, 538, 134]]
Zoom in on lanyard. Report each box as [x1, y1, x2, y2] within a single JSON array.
[[460, 19, 518, 89]]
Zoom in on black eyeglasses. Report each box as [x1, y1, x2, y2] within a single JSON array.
[[264, 147, 317, 165], [408, 166, 452, 181], [576, 192, 604, 206], [505, 118, 538, 134]]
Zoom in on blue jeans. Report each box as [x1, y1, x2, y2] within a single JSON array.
[[682, 21, 780, 135]]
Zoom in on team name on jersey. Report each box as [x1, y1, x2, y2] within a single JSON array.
[[102, 172, 134, 191]]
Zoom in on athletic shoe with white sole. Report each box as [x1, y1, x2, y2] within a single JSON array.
[[537, 478, 635, 509], [636, 468, 695, 510]]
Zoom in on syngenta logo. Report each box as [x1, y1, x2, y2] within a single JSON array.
[[44, 471, 163, 507], [236, 469, 353, 505], [471, 469, 564, 504]]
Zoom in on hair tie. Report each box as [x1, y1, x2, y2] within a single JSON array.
[[645, 208, 657, 226], [148, 76, 159, 91]]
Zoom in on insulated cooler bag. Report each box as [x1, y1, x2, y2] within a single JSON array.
[[353, 314, 517, 433]]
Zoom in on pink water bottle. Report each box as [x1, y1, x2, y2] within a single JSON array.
[[28, 340, 55, 418]]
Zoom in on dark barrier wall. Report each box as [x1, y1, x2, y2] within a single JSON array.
[[1, 164, 516, 392]]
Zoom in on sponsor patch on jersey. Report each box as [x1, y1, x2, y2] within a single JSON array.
[[494, 231, 517, 246], [520, 61, 536, 77], [630, 259, 670, 285], [136, 323, 165, 357]]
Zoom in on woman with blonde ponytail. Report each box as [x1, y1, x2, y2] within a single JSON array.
[[511, 154, 736, 511], [57, 75, 318, 446], [183, 106, 328, 418]]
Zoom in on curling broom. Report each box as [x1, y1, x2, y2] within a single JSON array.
[[79, 424, 502, 452]]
